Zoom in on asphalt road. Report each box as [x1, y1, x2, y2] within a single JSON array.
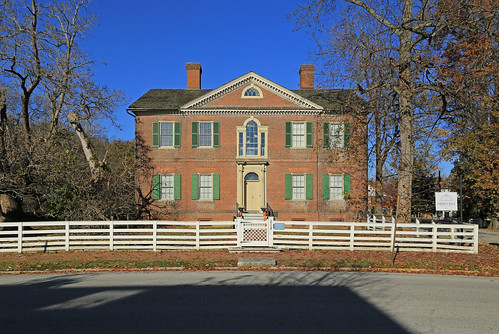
[[479, 230, 499, 246], [1, 271, 497, 334]]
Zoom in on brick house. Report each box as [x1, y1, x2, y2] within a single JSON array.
[[129, 63, 368, 221]]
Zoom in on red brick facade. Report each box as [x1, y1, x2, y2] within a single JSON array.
[[130, 64, 368, 221]]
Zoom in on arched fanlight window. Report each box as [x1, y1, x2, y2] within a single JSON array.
[[246, 121, 258, 155], [244, 87, 260, 97], [241, 85, 263, 98], [245, 172, 259, 181]]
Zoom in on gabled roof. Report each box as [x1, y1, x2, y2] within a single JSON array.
[[128, 72, 363, 114], [128, 89, 210, 110], [180, 72, 322, 110]]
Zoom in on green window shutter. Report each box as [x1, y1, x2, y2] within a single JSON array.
[[285, 122, 292, 147], [152, 122, 160, 148], [284, 174, 292, 200], [213, 174, 220, 200], [191, 174, 199, 200], [306, 122, 313, 147], [323, 123, 330, 148], [174, 174, 181, 200], [191, 122, 198, 147], [152, 174, 160, 200], [322, 174, 330, 199], [306, 173, 313, 199], [213, 122, 220, 147], [344, 174, 351, 198], [174, 122, 181, 147], [344, 122, 351, 147]]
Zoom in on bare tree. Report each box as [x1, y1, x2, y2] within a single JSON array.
[[42, 0, 96, 139], [0, 0, 45, 147], [293, 0, 450, 222], [0, 0, 133, 221]]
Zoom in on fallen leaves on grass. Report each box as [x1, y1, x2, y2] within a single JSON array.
[[0, 243, 497, 276]]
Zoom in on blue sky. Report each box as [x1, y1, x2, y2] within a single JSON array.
[[82, 0, 316, 141], [82, 0, 452, 175]]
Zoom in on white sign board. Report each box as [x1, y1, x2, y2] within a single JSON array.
[[435, 192, 458, 211]]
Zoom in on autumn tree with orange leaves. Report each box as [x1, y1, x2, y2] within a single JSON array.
[[434, 0, 499, 220]]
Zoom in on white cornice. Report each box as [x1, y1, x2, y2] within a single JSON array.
[[182, 109, 322, 116], [180, 72, 324, 111]]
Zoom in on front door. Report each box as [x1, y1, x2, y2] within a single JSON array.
[[244, 173, 261, 211]]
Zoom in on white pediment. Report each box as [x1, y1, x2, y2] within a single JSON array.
[[180, 72, 323, 110]]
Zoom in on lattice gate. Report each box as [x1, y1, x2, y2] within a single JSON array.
[[236, 218, 273, 247]]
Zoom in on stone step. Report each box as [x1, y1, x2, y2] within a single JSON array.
[[237, 257, 277, 268], [241, 212, 266, 220], [229, 247, 282, 253]]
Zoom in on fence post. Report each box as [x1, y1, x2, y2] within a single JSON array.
[[432, 221, 437, 252], [415, 217, 420, 237], [349, 223, 355, 251], [196, 222, 200, 250], [236, 218, 241, 247], [17, 222, 23, 253], [153, 221, 157, 252], [268, 217, 274, 248], [65, 221, 70, 252], [308, 223, 313, 250], [390, 217, 396, 252], [473, 225, 479, 254], [109, 221, 114, 251]]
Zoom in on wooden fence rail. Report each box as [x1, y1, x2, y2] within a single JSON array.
[[0, 218, 478, 254]]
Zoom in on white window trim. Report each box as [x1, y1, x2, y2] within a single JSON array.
[[236, 117, 268, 159], [291, 121, 307, 148], [329, 173, 344, 200], [198, 173, 213, 201], [241, 84, 264, 99], [329, 122, 344, 148], [198, 121, 214, 148], [159, 173, 175, 201], [291, 173, 306, 200], [159, 121, 175, 149]]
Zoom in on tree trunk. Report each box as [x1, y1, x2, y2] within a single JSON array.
[[67, 111, 104, 183], [0, 88, 7, 162], [374, 105, 384, 215], [490, 215, 499, 230], [395, 0, 415, 224]]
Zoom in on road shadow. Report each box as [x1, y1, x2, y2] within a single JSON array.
[[0, 273, 410, 333]]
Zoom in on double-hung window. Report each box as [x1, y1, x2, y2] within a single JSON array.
[[152, 122, 181, 148], [292, 123, 305, 147], [285, 174, 313, 200], [292, 174, 305, 199], [322, 122, 351, 148], [322, 174, 351, 200], [285, 122, 313, 147], [191, 173, 220, 200], [330, 123, 344, 147], [329, 174, 344, 199], [199, 174, 213, 199], [152, 174, 181, 200], [192, 121, 219, 147], [199, 122, 212, 147]]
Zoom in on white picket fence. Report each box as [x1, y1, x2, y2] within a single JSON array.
[[0, 217, 478, 254], [273, 218, 478, 253], [0, 221, 237, 253]]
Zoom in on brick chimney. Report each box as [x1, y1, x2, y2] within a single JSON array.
[[299, 64, 315, 89], [186, 63, 202, 89]]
